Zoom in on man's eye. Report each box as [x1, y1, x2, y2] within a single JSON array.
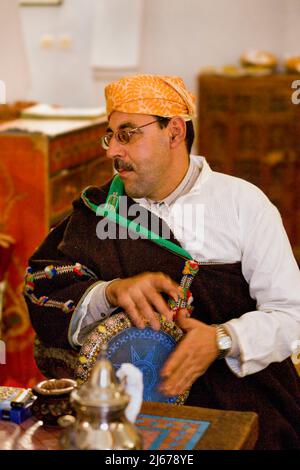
[[117, 130, 130, 143]]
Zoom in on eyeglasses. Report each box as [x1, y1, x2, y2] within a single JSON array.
[[101, 118, 163, 150]]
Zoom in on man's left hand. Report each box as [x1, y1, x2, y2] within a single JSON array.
[[159, 309, 218, 396]]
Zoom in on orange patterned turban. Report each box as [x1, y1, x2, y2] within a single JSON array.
[[105, 74, 196, 121]]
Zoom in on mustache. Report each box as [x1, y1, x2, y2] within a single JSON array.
[[114, 158, 134, 172]]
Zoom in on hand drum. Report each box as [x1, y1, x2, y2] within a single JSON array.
[[75, 312, 189, 404]]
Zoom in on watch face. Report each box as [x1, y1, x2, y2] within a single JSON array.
[[219, 336, 232, 350]]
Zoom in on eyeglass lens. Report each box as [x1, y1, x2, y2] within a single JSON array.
[[101, 118, 164, 150], [102, 129, 131, 149]]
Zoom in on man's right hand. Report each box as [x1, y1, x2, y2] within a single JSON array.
[[105, 272, 181, 330]]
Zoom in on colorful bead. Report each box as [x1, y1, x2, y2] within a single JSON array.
[[24, 281, 35, 294], [168, 298, 177, 310], [39, 296, 49, 305], [78, 356, 87, 364], [44, 265, 57, 279], [73, 263, 85, 277], [25, 266, 34, 286], [63, 300, 75, 313], [187, 290, 193, 305], [97, 325, 107, 334], [182, 260, 199, 276]]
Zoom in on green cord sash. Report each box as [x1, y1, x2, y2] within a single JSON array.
[[82, 175, 193, 261]]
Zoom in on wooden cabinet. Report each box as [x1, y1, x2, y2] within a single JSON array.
[[198, 74, 300, 262], [0, 117, 112, 385]]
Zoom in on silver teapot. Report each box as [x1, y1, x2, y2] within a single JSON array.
[[59, 348, 143, 450]]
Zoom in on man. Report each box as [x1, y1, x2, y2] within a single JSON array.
[[25, 74, 300, 449]]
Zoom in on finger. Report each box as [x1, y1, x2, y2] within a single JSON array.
[[143, 289, 174, 323], [153, 274, 181, 301], [164, 356, 202, 387], [159, 362, 195, 396], [164, 360, 194, 386], [161, 341, 209, 395], [160, 337, 191, 378], [122, 298, 146, 329], [133, 293, 161, 331], [161, 369, 202, 396], [175, 309, 199, 331]]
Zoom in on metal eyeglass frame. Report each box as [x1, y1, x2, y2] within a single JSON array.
[[101, 117, 166, 150]]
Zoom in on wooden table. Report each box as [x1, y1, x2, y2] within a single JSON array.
[[0, 402, 258, 450]]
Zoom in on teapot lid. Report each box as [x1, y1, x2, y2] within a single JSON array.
[[72, 346, 129, 410]]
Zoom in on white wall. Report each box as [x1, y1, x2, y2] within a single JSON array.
[[0, 0, 30, 102], [141, 0, 287, 92], [16, 0, 297, 107], [20, 0, 95, 106], [284, 0, 300, 57]]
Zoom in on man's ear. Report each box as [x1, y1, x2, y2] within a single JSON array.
[[168, 117, 186, 147]]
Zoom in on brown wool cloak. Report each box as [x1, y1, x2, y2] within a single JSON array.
[[25, 181, 300, 449]]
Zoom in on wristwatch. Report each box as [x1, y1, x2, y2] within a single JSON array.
[[214, 324, 232, 360]]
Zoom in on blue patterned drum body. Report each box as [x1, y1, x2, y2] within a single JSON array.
[[107, 327, 177, 403]]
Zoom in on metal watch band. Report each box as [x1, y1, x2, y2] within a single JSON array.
[[213, 324, 232, 360]]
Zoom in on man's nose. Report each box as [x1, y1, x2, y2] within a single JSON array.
[[106, 135, 126, 159]]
